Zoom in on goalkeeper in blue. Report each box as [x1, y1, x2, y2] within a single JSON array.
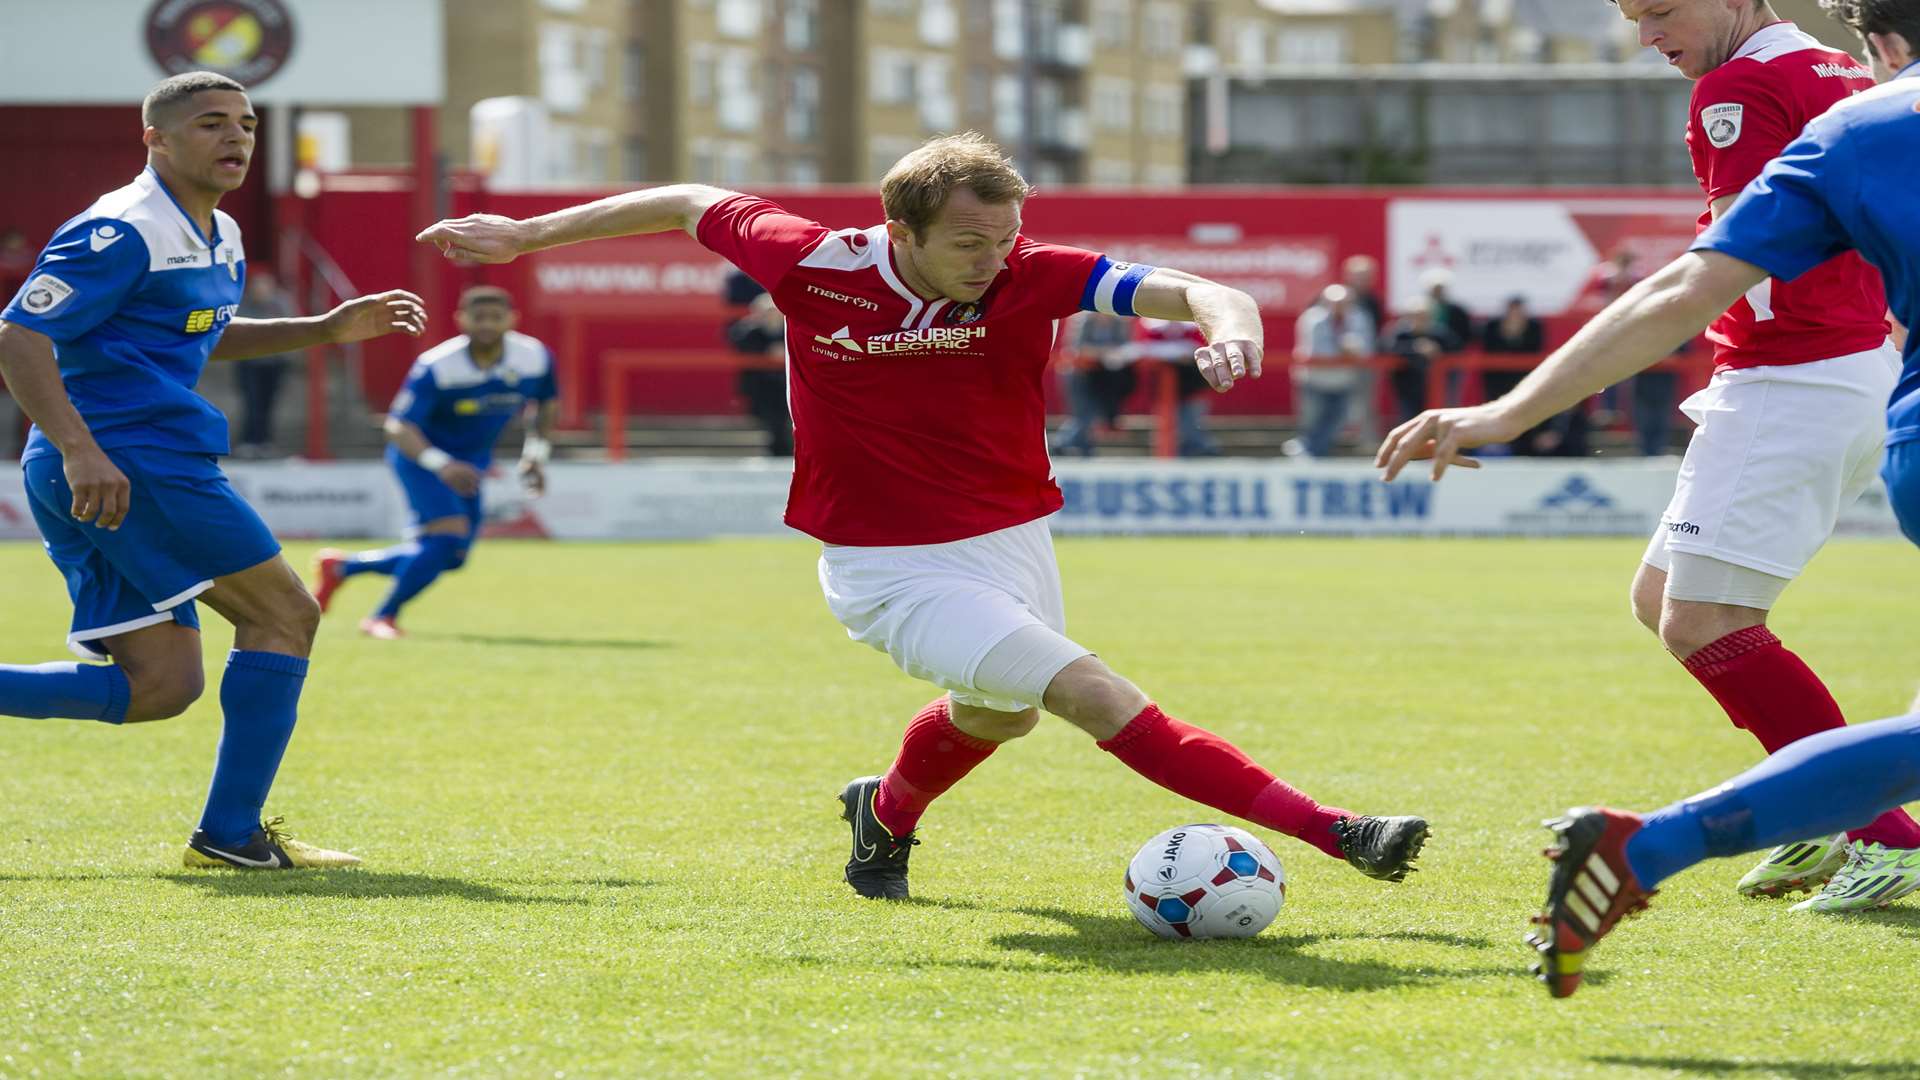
[[311, 286, 557, 638], [0, 73, 426, 868], [1373, 0, 1920, 994]]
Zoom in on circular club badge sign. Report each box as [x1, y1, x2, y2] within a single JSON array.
[[146, 0, 296, 86]]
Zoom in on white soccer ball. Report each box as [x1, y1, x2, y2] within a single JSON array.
[[1124, 824, 1286, 939]]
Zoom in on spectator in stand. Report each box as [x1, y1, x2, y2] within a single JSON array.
[[1290, 284, 1375, 458], [1381, 298, 1461, 423], [1052, 310, 1138, 457], [1342, 255, 1387, 443], [1480, 294, 1586, 456], [231, 269, 298, 458], [1421, 267, 1474, 346], [727, 293, 791, 456], [1134, 317, 1220, 457], [1342, 255, 1385, 334]]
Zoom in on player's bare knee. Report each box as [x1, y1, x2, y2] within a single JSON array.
[[953, 702, 1040, 742], [123, 665, 204, 722], [1044, 659, 1149, 740], [1658, 602, 1758, 659]]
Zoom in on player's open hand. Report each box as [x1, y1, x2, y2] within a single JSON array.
[[517, 458, 546, 496], [438, 460, 483, 497], [417, 214, 531, 266], [65, 446, 131, 530], [1194, 338, 1262, 393], [325, 290, 427, 343], [1375, 405, 1520, 481]]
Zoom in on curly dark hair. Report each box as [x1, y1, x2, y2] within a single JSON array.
[[1822, 0, 1920, 47]]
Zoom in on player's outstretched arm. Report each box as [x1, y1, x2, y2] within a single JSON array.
[[0, 320, 130, 529], [518, 399, 558, 495], [212, 290, 428, 361], [383, 416, 481, 497], [416, 184, 739, 266], [1376, 250, 1766, 483], [1130, 269, 1264, 392]]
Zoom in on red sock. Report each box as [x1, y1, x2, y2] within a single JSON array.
[[1097, 704, 1351, 859], [1685, 626, 1920, 849], [872, 697, 999, 837]]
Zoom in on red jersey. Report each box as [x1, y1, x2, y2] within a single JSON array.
[[1686, 22, 1888, 370], [698, 194, 1136, 546]]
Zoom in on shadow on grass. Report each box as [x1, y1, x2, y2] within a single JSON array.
[[977, 907, 1518, 991], [1593, 1056, 1920, 1078], [1849, 906, 1920, 937], [408, 632, 669, 651], [153, 870, 659, 905]]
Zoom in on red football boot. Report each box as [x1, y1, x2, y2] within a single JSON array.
[[1526, 807, 1656, 999], [311, 549, 348, 614]]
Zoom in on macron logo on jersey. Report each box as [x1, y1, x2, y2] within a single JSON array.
[[89, 225, 125, 253], [805, 284, 879, 311], [1811, 62, 1872, 79]]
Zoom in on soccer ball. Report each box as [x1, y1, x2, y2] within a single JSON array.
[[1123, 824, 1286, 939]]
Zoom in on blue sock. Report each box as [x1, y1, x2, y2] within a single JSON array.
[[342, 541, 417, 578], [0, 662, 130, 723], [374, 534, 463, 619], [1626, 713, 1920, 889], [197, 650, 308, 846]]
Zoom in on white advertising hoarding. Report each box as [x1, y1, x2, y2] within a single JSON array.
[[0, 0, 444, 106], [0, 460, 1902, 543]]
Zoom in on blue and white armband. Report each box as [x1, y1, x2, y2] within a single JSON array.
[[1079, 256, 1157, 317]]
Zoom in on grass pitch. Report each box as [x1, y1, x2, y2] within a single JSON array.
[[2, 536, 1917, 1079]]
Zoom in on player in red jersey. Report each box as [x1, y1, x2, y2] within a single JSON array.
[[1386, 0, 1919, 912], [419, 134, 1428, 900]]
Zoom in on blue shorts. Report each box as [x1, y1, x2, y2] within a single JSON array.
[[387, 446, 482, 542], [24, 446, 281, 659], [1882, 440, 1920, 549]]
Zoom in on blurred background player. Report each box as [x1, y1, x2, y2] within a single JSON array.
[[727, 292, 792, 456], [1050, 309, 1139, 458], [230, 268, 297, 458], [0, 73, 425, 868], [1377, 0, 1920, 959], [1289, 284, 1376, 458], [313, 286, 556, 639], [1562, 0, 1915, 909], [416, 133, 1430, 903]]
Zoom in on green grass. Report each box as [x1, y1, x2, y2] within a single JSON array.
[[2, 536, 1918, 1079]]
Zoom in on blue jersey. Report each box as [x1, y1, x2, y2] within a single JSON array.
[[1692, 62, 1920, 444], [1, 167, 244, 463], [389, 331, 557, 467]]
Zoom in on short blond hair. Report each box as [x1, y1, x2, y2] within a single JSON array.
[[880, 132, 1031, 239]]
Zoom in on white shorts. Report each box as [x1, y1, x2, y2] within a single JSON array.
[[818, 517, 1091, 713], [1644, 343, 1899, 588]]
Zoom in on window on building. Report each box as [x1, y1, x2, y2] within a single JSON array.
[[870, 135, 917, 180], [623, 136, 647, 181], [788, 66, 821, 141], [1090, 158, 1133, 187], [717, 0, 762, 39], [622, 42, 645, 103], [689, 43, 716, 106], [540, 23, 587, 113], [690, 138, 717, 182], [1276, 26, 1349, 66], [785, 0, 818, 50], [549, 121, 580, 179], [993, 74, 1024, 139], [871, 49, 917, 106], [1142, 84, 1182, 137], [720, 141, 756, 184], [1091, 0, 1130, 48], [921, 0, 958, 45], [966, 65, 992, 121], [872, 0, 913, 15], [993, 0, 1024, 59], [784, 157, 822, 185], [918, 56, 956, 132], [1142, 162, 1183, 188], [1143, 3, 1180, 57], [1092, 76, 1131, 133], [717, 48, 759, 133], [1235, 20, 1265, 70], [584, 128, 612, 181], [583, 28, 609, 91], [538, 0, 585, 11]]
